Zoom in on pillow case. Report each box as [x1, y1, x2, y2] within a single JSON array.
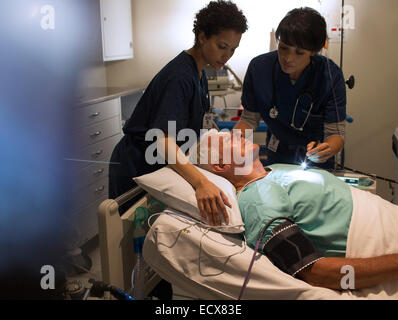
[[133, 166, 244, 233]]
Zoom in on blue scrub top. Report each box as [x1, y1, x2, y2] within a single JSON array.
[[242, 51, 346, 165], [120, 51, 210, 177], [125, 51, 210, 148]]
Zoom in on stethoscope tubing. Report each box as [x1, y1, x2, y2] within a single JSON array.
[[271, 56, 316, 131]]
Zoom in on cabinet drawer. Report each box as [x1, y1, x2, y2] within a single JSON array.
[[73, 98, 121, 128], [71, 176, 109, 213], [71, 161, 110, 191], [68, 134, 122, 170], [73, 116, 121, 148]]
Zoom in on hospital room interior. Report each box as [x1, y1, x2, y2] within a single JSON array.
[[2, 0, 398, 301]]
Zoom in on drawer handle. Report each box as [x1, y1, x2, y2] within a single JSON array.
[[90, 131, 102, 137], [95, 185, 105, 193], [93, 168, 104, 175], [91, 149, 103, 157], [90, 112, 101, 118]]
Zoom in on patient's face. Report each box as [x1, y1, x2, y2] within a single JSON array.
[[217, 132, 259, 165]]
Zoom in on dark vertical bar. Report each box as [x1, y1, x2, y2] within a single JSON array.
[[340, 0, 345, 69]]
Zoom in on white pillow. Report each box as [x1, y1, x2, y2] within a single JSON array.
[[133, 166, 244, 234]]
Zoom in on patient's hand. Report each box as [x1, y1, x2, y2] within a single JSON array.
[[195, 179, 232, 226]]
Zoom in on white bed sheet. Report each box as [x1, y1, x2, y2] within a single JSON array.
[[143, 187, 398, 300], [345, 186, 398, 298]]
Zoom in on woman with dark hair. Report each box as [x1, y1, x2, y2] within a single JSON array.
[[109, 1, 248, 226], [235, 7, 346, 169]]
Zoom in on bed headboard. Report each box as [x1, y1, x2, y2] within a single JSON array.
[[98, 187, 161, 299]]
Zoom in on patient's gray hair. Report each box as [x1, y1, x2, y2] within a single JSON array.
[[188, 129, 231, 169]]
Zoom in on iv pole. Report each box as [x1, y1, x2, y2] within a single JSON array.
[[340, 0, 344, 69], [340, 0, 355, 89]]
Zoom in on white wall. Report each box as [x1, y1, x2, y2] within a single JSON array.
[[105, 0, 320, 90], [320, 0, 398, 201]]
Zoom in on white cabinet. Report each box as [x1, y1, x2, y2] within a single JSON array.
[[68, 97, 123, 248], [100, 0, 133, 62]]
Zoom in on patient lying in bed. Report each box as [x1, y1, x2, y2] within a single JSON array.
[[189, 130, 398, 291]]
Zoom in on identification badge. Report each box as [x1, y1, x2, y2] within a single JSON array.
[[202, 112, 213, 129], [267, 134, 279, 152]]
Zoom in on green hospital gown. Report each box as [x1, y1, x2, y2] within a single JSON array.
[[238, 164, 353, 257]]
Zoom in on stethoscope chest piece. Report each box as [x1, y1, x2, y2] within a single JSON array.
[[269, 106, 278, 119]]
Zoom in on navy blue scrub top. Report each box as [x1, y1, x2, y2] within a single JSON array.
[[120, 51, 210, 177], [242, 50, 346, 164]]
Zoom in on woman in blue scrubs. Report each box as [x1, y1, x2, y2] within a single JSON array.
[[109, 1, 248, 225], [235, 7, 346, 169]]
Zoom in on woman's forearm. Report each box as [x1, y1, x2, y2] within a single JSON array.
[[324, 135, 344, 156], [159, 135, 231, 226], [159, 135, 207, 188]]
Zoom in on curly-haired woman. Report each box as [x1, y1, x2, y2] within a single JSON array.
[[109, 1, 248, 225]]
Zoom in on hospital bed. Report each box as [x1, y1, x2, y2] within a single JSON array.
[[98, 167, 398, 300], [98, 185, 340, 300]]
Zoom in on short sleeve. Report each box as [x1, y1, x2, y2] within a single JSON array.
[[241, 61, 259, 113], [238, 181, 293, 253]]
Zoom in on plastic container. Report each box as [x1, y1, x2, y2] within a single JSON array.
[[131, 199, 166, 299], [131, 206, 149, 300]]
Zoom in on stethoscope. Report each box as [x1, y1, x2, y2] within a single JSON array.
[[269, 56, 316, 132]]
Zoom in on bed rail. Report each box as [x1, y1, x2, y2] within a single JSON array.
[[98, 186, 161, 299]]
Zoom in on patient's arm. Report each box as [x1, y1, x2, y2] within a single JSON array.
[[297, 254, 398, 290]]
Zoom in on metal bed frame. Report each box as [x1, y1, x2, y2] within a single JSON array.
[[97, 186, 162, 299]]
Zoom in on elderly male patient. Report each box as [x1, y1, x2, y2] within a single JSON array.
[[189, 129, 398, 290]]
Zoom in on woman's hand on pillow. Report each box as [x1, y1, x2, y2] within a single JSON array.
[[195, 179, 232, 226]]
